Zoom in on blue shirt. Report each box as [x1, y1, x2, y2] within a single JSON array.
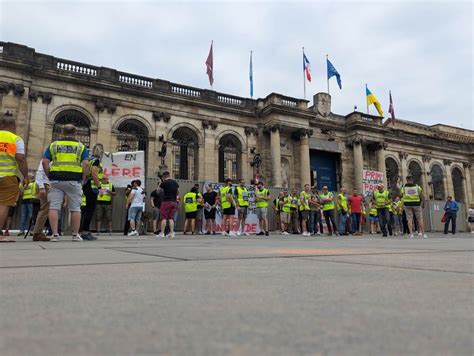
[[444, 200, 459, 214]]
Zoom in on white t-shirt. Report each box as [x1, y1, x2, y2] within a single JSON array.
[[16, 137, 25, 154], [130, 187, 144, 208]]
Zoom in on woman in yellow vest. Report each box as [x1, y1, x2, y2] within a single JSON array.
[[280, 190, 292, 235], [183, 186, 202, 235], [368, 202, 379, 234], [18, 174, 36, 236], [220, 178, 236, 236]]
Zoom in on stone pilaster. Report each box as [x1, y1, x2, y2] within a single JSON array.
[[421, 155, 431, 200], [463, 163, 472, 205], [398, 152, 408, 185], [376, 144, 387, 187], [444, 159, 454, 197], [299, 132, 311, 187], [270, 125, 282, 187], [353, 140, 363, 192]]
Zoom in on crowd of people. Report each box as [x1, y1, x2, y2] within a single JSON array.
[[1, 115, 473, 242]]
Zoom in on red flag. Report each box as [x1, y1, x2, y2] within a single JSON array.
[[388, 90, 395, 122], [205, 42, 214, 86]]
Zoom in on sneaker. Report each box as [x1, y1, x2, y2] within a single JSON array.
[[82, 233, 98, 241], [316, 232, 322, 236], [170, 232, 175, 239], [32, 233, 50, 242], [72, 234, 83, 242], [205, 231, 211, 235], [127, 230, 139, 237], [423, 234, 428, 239], [282, 231, 289, 235], [417, 232, 422, 237], [228, 231, 236, 237], [243, 232, 250, 236], [256, 231, 264, 236], [236, 231, 241, 236], [409, 233, 414, 239], [51, 234, 60, 242], [156, 233, 165, 238], [265, 231, 269, 236], [222, 231, 229, 236], [17, 230, 25, 236]]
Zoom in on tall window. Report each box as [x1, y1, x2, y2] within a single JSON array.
[[219, 134, 241, 182], [408, 161, 423, 186], [430, 164, 445, 200], [385, 157, 399, 192], [172, 127, 198, 180], [452, 167, 464, 202], [53, 109, 91, 147], [116, 119, 148, 152]]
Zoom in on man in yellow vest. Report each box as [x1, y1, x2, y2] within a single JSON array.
[[336, 186, 349, 235], [320, 185, 338, 236], [183, 186, 202, 235], [95, 175, 116, 235], [299, 184, 312, 236], [400, 175, 426, 238], [279, 190, 292, 235], [235, 179, 250, 236], [42, 124, 89, 242], [0, 113, 29, 243], [18, 173, 36, 236], [255, 181, 270, 236], [289, 188, 300, 234], [220, 178, 236, 236], [372, 183, 393, 237]]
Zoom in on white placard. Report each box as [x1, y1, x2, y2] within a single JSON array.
[[101, 151, 145, 188]]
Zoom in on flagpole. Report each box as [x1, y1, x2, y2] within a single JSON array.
[[326, 54, 330, 94], [250, 50, 253, 98], [302, 47, 306, 100], [366, 84, 369, 114], [210, 40, 213, 91]]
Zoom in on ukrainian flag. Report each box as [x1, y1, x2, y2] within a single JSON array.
[[366, 85, 384, 117]]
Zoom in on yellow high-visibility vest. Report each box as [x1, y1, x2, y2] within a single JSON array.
[[49, 140, 84, 181], [235, 186, 250, 207], [0, 130, 19, 177], [256, 188, 269, 208], [373, 190, 390, 208], [184, 192, 198, 213], [97, 183, 113, 202], [320, 192, 335, 211], [401, 185, 422, 204]]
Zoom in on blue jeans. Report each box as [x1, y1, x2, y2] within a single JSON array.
[[309, 210, 324, 234], [351, 213, 361, 233], [20, 202, 33, 231], [338, 211, 348, 234]]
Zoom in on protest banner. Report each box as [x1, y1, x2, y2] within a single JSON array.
[[362, 170, 384, 196], [101, 151, 145, 188], [201, 182, 261, 233]]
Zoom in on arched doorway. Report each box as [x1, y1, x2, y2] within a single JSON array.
[[53, 109, 91, 147], [218, 134, 242, 182], [452, 167, 464, 202], [430, 164, 445, 200], [172, 127, 198, 180], [116, 119, 148, 152], [408, 161, 423, 186], [385, 157, 399, 194]]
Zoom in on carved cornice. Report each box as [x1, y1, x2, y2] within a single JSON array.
[[398, 152, 408, 160], [95, 99, 118, 114], [346, 135, 364, 148], [244, 127, 258, 136], [28, 89, 53, 104], [0, 82, 25, 96], [443, 159, 452, 166], [270, 124, 281, 133], [462, 162, 471, 169], [422, 155, 431, 163], [152, 111, 171, 123], [202, 120, 217, 130], [292, 128, 314, 140]]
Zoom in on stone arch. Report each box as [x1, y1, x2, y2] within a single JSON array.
[[51, 108, 93, 147], [407, 159, 423, 186], [48, 104, 97, 129], [385, 156, 399, 193], [218, 133, 243, 182], [167, 122, 203, 146], [170, 126, 199, 180], [112, 115, 153, 138], [115, 118, 149, 152], [430, 163, 445, 200], [451, 166, 464, 202], [215, 129, 246, 151]]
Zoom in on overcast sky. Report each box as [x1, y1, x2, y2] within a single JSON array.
[[1, 0, 472, 129]]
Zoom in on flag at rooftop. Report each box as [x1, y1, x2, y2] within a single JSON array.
[[249, 50, 254, 98], [327, 57, 342, 90], [366, 85, 384, 117], [205, 41, 214, 86]]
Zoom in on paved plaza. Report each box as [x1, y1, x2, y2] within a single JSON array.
[[1, 233, 473, 355]]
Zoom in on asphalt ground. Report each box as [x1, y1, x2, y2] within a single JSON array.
[[1, 232, 473, 356]]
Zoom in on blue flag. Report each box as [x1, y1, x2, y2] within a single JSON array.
[[249, 51, 254, 98], [327, 58, 342, 89]]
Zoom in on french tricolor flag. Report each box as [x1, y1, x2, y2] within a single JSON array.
[[303, 53, 312, 82]]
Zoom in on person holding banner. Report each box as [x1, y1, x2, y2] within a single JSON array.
[[320, 186, 338, 236], [255, 181, 270, 236], [183, 186, 202, 235], [235, 179, 250, 236], [372, 184, 393, 237], [220, 178, 236, 237]]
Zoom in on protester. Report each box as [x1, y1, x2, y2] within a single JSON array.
[[467, 204, 474, 234], [336, 187, 349, 235], [157, 171, 179, 238], [400, 175, 426, 238], [289, 189, 300, 234], [127, 179, 145, 236], [81, 143, 104, 241], [299, 184, 311, 236], [123, 182, 134, 235], [372, 184, 392, 237], [320, 186, 338, 236], [280, 190, 291, 235], [391, 196, 403, 236], [18, 173, 36, 236], [95, 175, 115, 234], [42, 124, 88, 242], [368, 202, 379, 234], [255, 181, 270, 236], [203, 184, 218, 235], [309, 188, 323, 236], [220, 178, 236, 236], [443, 195, 458, 235], [183, 186, 201, 235], [0, 114, 29, 242], [274, 192, 284, 234], [348, 188, 364, 236], [32, 160, 51, 241], [235, 179, 250, 236], [150, 180, 163, 235]]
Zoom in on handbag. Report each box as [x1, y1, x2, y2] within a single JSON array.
[[441, 213, 446, 223]]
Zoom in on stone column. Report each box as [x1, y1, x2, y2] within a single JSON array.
[[270, 126, 282, 187], [399, 152, 408, 185], [353, 140, 363, 192], [421, 155, 431, 200], [463, 163, 473, 205], [444, 160, 454, 197], [299, 131, 311, 187], [376, 144, 387, 187], [198, 144, 205, 180]]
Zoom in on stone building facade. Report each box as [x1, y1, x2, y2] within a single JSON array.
[[1, 42, 473, 207]]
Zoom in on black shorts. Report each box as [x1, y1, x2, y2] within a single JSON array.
[[204, 208, 216, 220], [185, 211, 197, 219], [223, 206, 236, 216]]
